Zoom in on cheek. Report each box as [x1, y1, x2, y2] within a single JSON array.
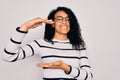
[[54, 23, 61, 28], [68, 23, 70, 27], [67, 23, 70, 29]]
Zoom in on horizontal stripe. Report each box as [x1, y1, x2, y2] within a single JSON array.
[[74, 69, 80, 78], [10, 38, 21, 44], [4, 48, 20, 62], [80, 56, 88, 59], [16, 27, 28, 33], [27, 44, 34, 56], [34, 40, 85, 50], [53, 41, 70, 44], [65, 65, 72, 74], [80, 65, 91, 68], [90, 72, 93, 78], [41, 55, 80, 60], [84, 71, 88, 80], [4, 48, 16, 55], [43, 78, 76, 80], [11, 53, 19, 62], [20, 48, 26, 59]]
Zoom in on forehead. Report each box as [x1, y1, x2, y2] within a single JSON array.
[[54, 10, 68, 18]]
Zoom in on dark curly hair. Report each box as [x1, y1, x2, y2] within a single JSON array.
[[44, 6, 86, 50]]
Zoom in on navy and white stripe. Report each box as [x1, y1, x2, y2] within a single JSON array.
[[41, 55, 80, 60], [2, 27, 93, 80]]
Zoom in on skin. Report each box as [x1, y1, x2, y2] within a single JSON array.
[[53, 10, 70, 40], [19, 10, 70, 73]]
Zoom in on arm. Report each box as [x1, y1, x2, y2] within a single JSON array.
[[36, 50, 93, 80], [2, 17, 54, 62], [67, 50, 93, 80]]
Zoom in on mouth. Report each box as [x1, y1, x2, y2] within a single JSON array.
[[61, 26, 67, 29], [60, 25, 68, 30]]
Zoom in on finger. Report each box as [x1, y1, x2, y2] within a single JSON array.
[[31, 22, 43, 28], [30, 17, 45, 24], [44, 19, 54, 24], [37, 63, 50, 67]]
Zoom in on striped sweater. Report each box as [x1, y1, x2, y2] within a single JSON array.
[[2, 27, 93, 80]]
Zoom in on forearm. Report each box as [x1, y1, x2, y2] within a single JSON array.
[[63, 65, 93, 80], [64, 50, 93, 80], [2, 27, 35, 62]]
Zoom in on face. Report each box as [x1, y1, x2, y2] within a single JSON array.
[[53, 10, 70, 36]]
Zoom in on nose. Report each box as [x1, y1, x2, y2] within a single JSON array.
[[62, 18, 68, 23]]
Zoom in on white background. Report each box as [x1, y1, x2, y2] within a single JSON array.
[[0, 0, 120, 80]]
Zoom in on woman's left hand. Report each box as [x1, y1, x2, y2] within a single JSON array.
[[36, 60, 70, 73]]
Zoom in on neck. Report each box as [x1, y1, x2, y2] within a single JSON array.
[[54, 33, 68, 41]]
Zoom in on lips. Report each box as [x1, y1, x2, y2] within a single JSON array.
[[55, 24, 70, 34], [60, 25, 68, 30]]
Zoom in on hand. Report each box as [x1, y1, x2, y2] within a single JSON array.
[[36, 60, 70, 73], [19, 17, 54, 32]]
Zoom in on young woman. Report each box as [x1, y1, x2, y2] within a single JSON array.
[[2, 7, 93, 80]]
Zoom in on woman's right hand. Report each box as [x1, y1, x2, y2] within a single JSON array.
[[19, 17, 54, 32]]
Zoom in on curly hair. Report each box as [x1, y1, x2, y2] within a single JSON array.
[[44, 6, 86, 50]]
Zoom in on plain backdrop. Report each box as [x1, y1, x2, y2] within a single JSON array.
[[0, 0, 120, 80]]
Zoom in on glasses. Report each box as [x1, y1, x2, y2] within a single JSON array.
[[54, 16, 70, 23]]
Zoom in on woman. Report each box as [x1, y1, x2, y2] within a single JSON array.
[[2, 7, 93, 80]]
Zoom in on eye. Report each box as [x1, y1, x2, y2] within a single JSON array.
[[66, 18, 69, 21], [57, 18, 62, 21]]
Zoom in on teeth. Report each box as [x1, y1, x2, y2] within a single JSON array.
[[61, 26, 67, 29]]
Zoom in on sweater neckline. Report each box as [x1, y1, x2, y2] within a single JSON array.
[[52, 38, 69, 43]]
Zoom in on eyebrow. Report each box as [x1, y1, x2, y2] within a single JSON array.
[[55, 16, 69, 18]]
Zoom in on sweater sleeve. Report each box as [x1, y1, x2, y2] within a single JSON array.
[[66, 50, 93, 80], [2, 27, 40, 62]]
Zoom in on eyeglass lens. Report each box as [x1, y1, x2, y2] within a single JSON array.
[[55, 16, 69, 22]]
